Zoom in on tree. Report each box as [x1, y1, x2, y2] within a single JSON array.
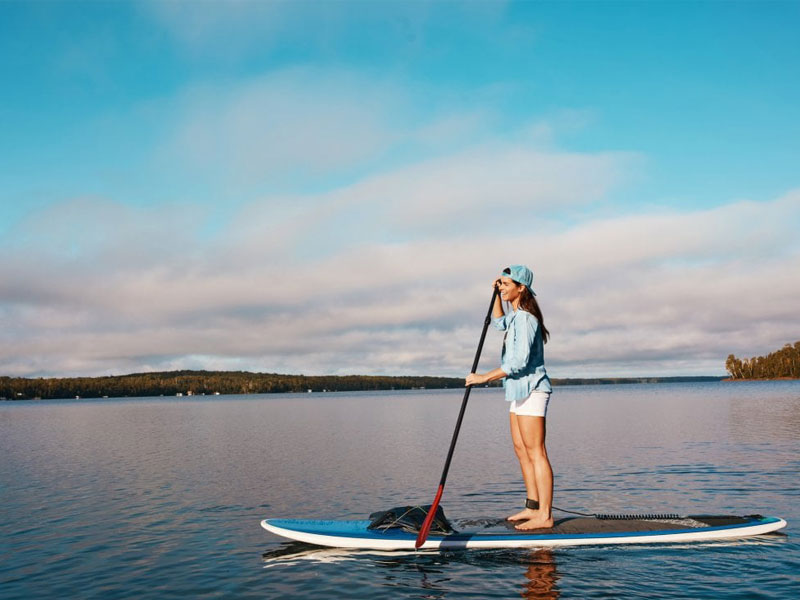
[[725, 341, 800, 380]]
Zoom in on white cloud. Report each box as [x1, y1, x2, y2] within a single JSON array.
[[155, 66, 610, 199], [143, 0, 292, 56], [143, 0, 510, 62], [2, 184, 798, 378], [3, 56, 797, 378], [160, 69, 406, 184], [323, 145, 635, 229]]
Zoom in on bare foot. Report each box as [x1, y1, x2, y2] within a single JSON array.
[[514, 514, 554, 530], [506, 508, 538, 522]]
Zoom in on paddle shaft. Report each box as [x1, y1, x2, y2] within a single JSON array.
[[415, 286, 499, 548]]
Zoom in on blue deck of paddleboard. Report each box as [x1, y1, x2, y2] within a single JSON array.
[[265, 516, 783, 542]]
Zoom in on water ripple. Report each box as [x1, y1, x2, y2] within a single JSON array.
[[1, 383, 798, 599]]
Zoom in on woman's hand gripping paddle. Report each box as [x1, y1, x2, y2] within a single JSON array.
[[415, 286, 499, 549]]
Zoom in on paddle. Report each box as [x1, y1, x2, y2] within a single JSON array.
[[415, 285, 500, 549]]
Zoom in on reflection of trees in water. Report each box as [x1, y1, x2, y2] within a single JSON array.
[[520, 549, 559, 600]]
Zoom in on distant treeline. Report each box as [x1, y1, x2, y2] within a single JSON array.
[[726, 341, 800, 380], [1, 371, 724, 401], [555, 376, 723, 386], [0, 371, 466, 400]]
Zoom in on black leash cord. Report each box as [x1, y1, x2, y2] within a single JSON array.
[[552, 505, 594, 517]]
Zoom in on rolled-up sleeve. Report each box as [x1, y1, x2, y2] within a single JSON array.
[[500, 314, 537, 376], [493, 315, 508, 331]]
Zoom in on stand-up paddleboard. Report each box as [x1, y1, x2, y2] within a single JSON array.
[[262, 514, 787, 550]]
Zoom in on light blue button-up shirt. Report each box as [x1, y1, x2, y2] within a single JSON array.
[[494, 309, 552, 401]]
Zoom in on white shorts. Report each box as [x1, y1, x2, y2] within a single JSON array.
[[509, 391, 551, 418]]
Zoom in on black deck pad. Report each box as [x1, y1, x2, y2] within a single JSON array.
[[450, 515, 757, 536]]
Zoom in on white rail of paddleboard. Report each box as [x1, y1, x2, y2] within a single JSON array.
[[261, 517, 787, 550]]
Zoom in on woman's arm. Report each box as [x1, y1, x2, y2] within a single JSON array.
[[466, 281, 508, 386], [465, 367, 507, 387], [500, 313, 533, 376], [466, 313, 536, 386]]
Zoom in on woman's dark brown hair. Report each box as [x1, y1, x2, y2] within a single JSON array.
[[503, 267, 550, 344]]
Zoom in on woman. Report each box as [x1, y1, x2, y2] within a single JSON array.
[[465, 265, 553, 530]]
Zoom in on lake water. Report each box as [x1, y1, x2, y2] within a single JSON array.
[[1, 381, 798, 599]]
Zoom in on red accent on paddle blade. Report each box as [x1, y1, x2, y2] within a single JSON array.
[[415, 485, 444, 549]]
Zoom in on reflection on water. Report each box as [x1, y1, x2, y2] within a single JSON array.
[[520, 549, 559, 600], [263, 543, 560, 599], [262, 541, 336, 565]]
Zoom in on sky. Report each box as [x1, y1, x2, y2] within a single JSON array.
[[1, 0, 798, 379]]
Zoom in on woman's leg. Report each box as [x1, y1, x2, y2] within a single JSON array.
[[515, 415, 554, 530], [507, 412, 539, 521]]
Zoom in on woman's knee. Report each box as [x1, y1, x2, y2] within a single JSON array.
[[513, 441, 529, 461], [525, 445, 547, 463]]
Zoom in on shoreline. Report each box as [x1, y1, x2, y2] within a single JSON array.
[[722, 377, 800, 382], [1, 371, 730, 401]]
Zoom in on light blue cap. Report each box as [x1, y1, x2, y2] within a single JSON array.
[[502, 264, 536, 296]]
